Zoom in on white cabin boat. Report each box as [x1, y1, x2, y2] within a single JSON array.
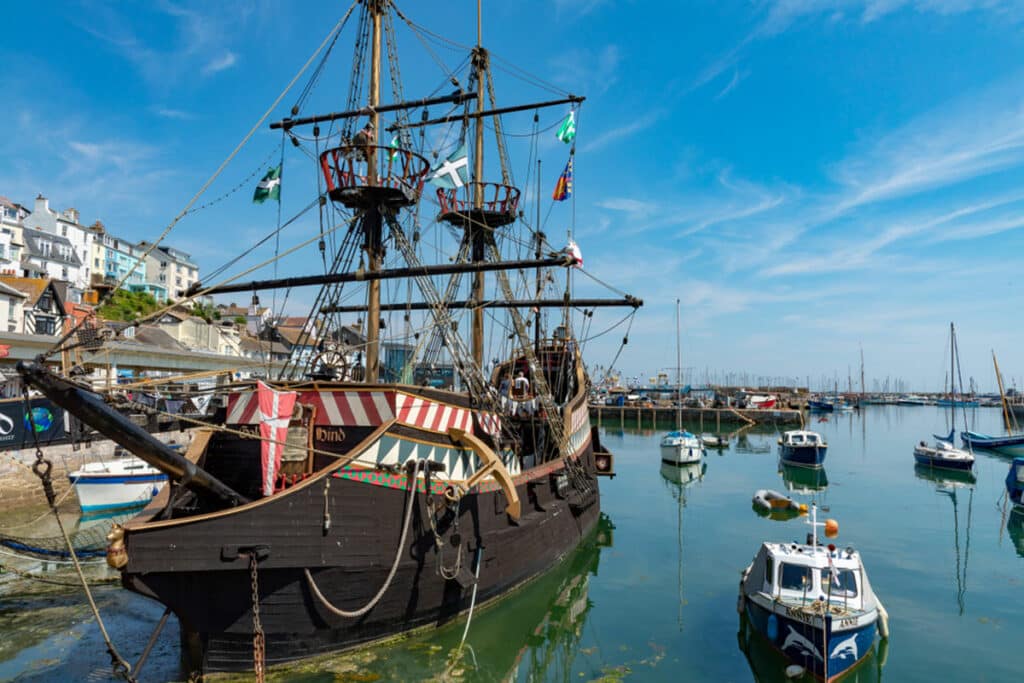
[[68, 457, 168, 513]]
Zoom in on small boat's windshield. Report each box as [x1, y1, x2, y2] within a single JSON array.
[[779, 563, 813, 591], [820, 568, 859, 598]]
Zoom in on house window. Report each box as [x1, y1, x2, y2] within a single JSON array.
[[39, 292, 52, 311], [8, 297, 17, 321], [61, 225, 67, 236], [35, 316, 56, 335]]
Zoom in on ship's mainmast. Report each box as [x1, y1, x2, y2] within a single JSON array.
[[364, 0, 384, 382]]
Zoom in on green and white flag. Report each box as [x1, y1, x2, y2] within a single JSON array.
[[389, 135, 400, 161], [253, 165, 282, 204], [556, 110, 576, 143]]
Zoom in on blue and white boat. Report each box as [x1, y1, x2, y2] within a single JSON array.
[[1007, 458, 1024, 513], [739, 506, 889, 681], [913, 433, 974, 472], [960, 431, 1024, 457], [807, 399, 835, 413], [68, 456, 168, 513], [779, 430, 828, 468]]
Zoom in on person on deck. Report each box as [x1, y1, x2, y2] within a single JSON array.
[[512, 371, 530, 399], [498, 373, 511, 397]]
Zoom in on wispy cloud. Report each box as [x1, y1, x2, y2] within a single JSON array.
[[713, 68, 747, 101], [0, 104, 175, 230], [153, 107, 196, 120], [693, 0, 1024, 92], [201, 51, 238, 76], [580, 109, 660, 153], [77, 2, 253, 90]]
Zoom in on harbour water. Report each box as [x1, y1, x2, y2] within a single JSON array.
[[1, 405, 1021, 681]]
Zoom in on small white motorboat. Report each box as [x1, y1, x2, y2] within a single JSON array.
[[738, 506, 889, 681], [68, 456, 168, 513]]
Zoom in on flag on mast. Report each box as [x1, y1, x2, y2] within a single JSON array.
[[556, 110, 576, 143], [552, 156, 573, 201], [428, 143, 469, 189], [253, 165, 282, 204]]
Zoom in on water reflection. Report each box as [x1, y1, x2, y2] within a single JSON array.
[[913, 464, 973, 615], [734, 432, 774, 454], [1007, 510, 1024, 559], [738, 611, 887, 682], [236, 514, 616, 682], [660, 462, 704, 635], [779, 463, 829, 494]]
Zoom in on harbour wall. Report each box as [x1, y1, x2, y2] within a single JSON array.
[[589, 405, 802, 429]]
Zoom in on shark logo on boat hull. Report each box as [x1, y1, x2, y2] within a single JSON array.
[[830, 633, 859, 661], [782, 625, 823, 662]]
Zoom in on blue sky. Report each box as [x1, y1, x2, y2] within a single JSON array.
[[2, 1, 1024, 392]]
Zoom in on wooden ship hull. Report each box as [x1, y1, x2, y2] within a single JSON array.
[[15, 1, 639, 675], [124, 386, 604, 671]]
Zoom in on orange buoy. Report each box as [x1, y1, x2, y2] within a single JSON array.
[[824, 519, 839, 538]]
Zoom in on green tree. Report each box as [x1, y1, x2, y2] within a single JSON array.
[[96, 289, 162, 322]]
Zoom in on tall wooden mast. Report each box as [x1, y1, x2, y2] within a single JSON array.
[[364, 0, 384, 382], [471, 0, 487, 366]]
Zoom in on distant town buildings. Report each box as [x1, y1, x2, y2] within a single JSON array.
[[0, 189, 364, 386]]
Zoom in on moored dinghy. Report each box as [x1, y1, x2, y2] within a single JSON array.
[[739, 506, 889, 681], [751, 489, 807, 521]]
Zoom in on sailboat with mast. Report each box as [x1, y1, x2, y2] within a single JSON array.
[[660, 299, 703, 465], [913, 323, 974, 472], [960, 351, 1024, 456], [16, 1, 640, 674]]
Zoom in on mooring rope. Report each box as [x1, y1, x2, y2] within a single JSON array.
[[23, 391, 138, 682], [304, 458, 424, 618]]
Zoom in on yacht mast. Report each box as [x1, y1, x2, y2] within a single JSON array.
[[675, 299, 681, 432]]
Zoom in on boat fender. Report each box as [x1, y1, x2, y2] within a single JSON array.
[[106, 524, 128, 569], [876, 599, 890, 640], [766, 613, 778, 641], [785, 665, 806, 679]]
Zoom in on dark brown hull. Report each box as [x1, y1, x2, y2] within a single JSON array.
[[122, 434, 601, 672]]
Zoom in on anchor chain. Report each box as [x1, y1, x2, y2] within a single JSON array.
[[428, 495, 463, 581], [249, 552, 266, 682]]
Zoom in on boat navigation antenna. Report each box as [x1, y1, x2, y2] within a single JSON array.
[[805, 504, 839, 553]]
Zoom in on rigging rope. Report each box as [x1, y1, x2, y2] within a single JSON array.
[[41, 3, 359, 363]]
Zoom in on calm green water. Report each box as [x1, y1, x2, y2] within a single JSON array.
[[2, 406, 1022, 682]]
